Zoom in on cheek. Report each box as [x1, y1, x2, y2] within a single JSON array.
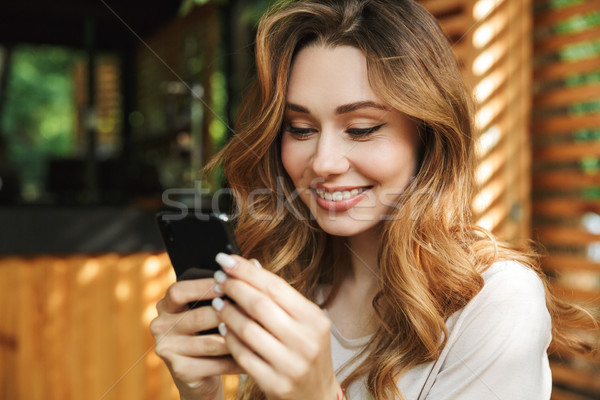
[[358, 142, 418, 184], [281, 137, 308, 182]]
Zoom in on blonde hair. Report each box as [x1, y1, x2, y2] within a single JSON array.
[[209, 0, 598, 398]]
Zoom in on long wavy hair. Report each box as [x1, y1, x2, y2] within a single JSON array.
[[209, 0, 598, 398]]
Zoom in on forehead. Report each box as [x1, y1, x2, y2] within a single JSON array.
[[286, 44, 381, 106]]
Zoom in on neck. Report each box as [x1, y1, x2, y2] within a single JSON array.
[[325, 226, 382, 339], [345, 225, 381, 291]]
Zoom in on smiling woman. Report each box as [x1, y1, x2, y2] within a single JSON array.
[[281, 45, 420, 237], [150, 1, 598, 400]]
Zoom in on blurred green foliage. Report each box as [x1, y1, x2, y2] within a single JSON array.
[[550, 0, 585, 9], [560, 39, 600, 61], [566, 70, 600, 87], [555, 10, 600, 34], [570, 98, 600, 115], [179, 0, 273, 25], [574, 129, 600, 142], [1, 45, 80, 200]]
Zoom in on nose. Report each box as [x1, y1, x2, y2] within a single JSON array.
[[310, 132, 350, 178]]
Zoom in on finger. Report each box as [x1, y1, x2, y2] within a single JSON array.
[[215, 298, 298, 371], [154, 305, 221, 335], [164, 352, 245, 379], [165, 334, 231, 357], [216, 254, 320, 320], [221, 325, 278, 385], [216, 278, 305, 347], [162, 279, 222, 313]]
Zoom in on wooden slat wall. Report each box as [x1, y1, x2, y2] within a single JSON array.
[[532, 0, 600, 398], [0, 254, 238, 399], [423, 0, 600, 398], [421, 0, 533, 246]]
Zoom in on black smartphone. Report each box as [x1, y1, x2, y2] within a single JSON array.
[[155, 210, 239, 334], [156, 210, 239, 281]]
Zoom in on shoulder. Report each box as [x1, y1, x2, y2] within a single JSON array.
[[423, 261, 553, 399], [446, 261, 552, 374], [481, 260, 545, 289], [477, 260, 547, 306], [450, 260, 550, 335]]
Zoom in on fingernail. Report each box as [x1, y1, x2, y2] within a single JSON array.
[[215, 252, 238, 269], [214, 270, 227, 284], [213, 284, 223, 294], [218, 322, 227, 336], [212, 297, 225, 311], [250, 259, 263, 269]]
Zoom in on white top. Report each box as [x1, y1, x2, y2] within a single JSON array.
[[326, 261, 553, 400]]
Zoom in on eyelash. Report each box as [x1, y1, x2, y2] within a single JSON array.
[[346, 123, 385, 137], [285, 123, 385, 139], [285, 126, 315, 137]]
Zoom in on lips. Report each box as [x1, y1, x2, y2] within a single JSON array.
[[311, 185, 372, 212]]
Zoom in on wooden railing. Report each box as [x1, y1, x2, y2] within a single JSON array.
[[422, 0, 534, 245], [0, 253, 238, 400]]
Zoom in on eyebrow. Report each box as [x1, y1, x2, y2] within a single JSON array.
[[285, 100, 389, 115]]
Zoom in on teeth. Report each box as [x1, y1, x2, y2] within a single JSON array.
[[315, 187, 367, 202]]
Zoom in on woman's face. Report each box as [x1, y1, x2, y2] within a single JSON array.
[[281, 44, 419, 238]]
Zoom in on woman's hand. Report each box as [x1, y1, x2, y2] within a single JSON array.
[[212, 253, 342, 400], [150, 277, 244, 400]]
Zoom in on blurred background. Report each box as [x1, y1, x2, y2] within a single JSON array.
[[0, 0, 598, 399]]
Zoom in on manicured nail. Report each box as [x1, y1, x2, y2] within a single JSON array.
[[213, 284, 223, 294], [250, 259, 263, 269], [212, 297, 225, 311], [215, 252, 238, 269], [218, 322, 227, 336], [214, 270, 227, 284]]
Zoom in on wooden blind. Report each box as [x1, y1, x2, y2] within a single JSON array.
[[421, 0, 534, 246], [424, 0, 600, 398], [532, 0, 600, 399]]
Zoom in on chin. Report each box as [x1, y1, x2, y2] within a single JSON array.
[[313, 214, 381, 238]]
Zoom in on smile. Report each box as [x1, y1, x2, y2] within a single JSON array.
[[311, 186, 372, 212], [314, 187, 369, 201]]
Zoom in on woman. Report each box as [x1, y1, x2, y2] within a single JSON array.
[[150, 1, 595, 399]]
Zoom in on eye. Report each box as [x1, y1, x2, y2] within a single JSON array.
[[284, 125, 316, 139], [346, 123, 386, 138]]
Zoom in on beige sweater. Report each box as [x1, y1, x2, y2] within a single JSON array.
[[326, 261, 552, 400]]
